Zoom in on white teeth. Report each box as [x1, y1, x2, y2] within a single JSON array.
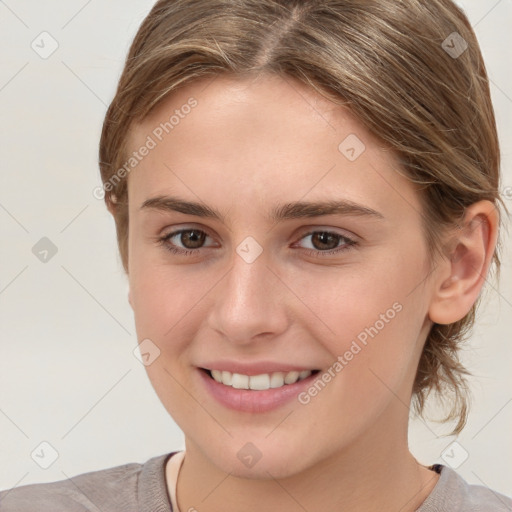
[[208, 369, 313, 390], [284, 370, 300, 384], [221, 370, 232, 385], [249, 374, 270, 390], [270, 372, 285, 388], [231, 373, 249, 389]]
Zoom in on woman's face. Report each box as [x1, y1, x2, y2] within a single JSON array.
[[126, 73, 437, 478]]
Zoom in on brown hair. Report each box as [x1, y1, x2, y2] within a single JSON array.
[[99, 0, 505, 434]]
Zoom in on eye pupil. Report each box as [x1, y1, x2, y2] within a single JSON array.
[[312, 232, 339, 250], [182, 230, 205, 249]]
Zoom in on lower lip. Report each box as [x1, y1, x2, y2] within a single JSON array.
[[198, 369, 319, 413]]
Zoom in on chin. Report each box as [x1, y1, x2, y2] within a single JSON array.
[[202, 435, 316, 481]]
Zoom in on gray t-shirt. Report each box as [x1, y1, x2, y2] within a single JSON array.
[[1, 451, 511, 511]]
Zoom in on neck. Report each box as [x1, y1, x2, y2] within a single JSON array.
[[173, 408, 439, 512]]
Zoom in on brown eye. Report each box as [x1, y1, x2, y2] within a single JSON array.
[[296, 230, 357, 258], [179, 229, 207, 249], [159, 228, 214, 256], [310, 232, 341, 251]]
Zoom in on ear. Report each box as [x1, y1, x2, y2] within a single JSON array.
[[428, 200, 499, 325], [106, 196, 117, 217]]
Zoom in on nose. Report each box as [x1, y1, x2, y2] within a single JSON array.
[[207, 248, 289, 345]]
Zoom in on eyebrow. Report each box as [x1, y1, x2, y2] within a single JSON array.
[[140, 195, 384, 222]]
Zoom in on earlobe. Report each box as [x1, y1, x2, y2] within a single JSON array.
[[428, 200, 498, 325], [106, 199, 117, 217]]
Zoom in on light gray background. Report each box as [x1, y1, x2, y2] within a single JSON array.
[[1, 0, 511, 497]]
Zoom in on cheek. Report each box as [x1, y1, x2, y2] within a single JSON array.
[[128, 246, 223, 367], [130, 267, 201, 342], [290, 249, 429, 397], [287, 247, 427, 341], [129, 240, 174, 341]]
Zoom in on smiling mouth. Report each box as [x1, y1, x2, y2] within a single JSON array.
[[201, 368, 321, 391]]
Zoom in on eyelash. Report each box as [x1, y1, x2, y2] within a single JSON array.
[[157, 228, 357, 259]]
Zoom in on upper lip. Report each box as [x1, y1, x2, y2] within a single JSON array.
[[199, 361, 320, 376]]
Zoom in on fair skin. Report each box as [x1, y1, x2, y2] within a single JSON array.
[[117, 73, 498, 511]]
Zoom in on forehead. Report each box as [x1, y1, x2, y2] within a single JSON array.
[[125, 73, 420, 223], [129, 72, 382, 151]]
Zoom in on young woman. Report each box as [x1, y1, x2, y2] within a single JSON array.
[[2, 0, 510, 510]]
